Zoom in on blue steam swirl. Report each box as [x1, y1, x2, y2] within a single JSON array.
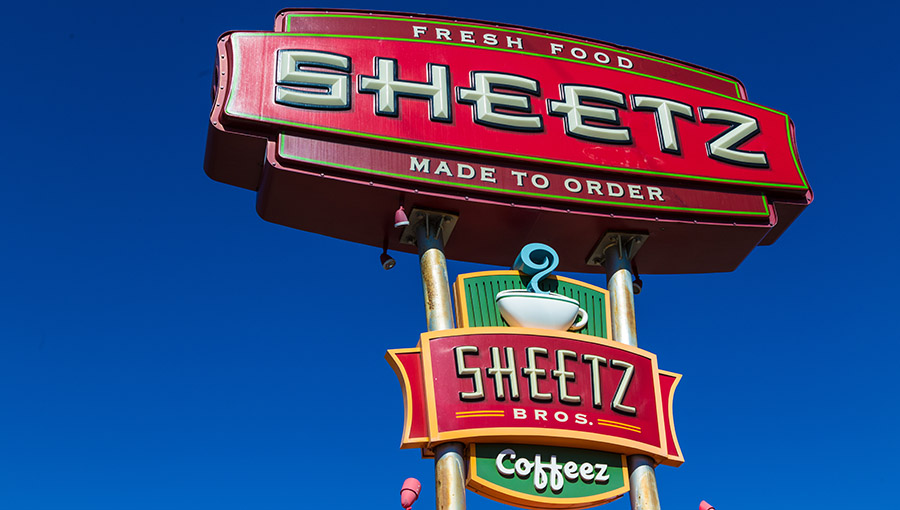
[[513, 243, 559, 294]]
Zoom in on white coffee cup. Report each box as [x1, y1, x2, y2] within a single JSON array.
[[495, 289, 589, 331]]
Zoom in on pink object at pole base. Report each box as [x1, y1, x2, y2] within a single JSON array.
[[400, 478, 421, 510], [699, 500, 715, 510]]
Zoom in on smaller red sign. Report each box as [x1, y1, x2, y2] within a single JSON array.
[[386, 328, 683, 465]]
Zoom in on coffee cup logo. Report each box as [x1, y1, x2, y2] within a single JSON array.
[[495, 243, 589, 331]]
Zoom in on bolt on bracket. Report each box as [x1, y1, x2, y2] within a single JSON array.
[[399, 208, 459, 247], [587, 231, 649, 267]]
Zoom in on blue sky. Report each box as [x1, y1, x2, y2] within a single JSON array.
[[1, 1, 897, 509]]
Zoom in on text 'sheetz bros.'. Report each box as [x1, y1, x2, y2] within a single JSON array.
[[205, 10, 812, 276], [389, 328, 682, 463]]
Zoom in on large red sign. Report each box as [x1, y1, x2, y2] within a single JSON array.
[[205, 9, 812, 274], [223, 31, 803, 191], [386, 328, 683, 466]]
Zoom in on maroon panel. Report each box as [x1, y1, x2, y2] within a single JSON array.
[[658, 373, 683, 464], [397, 351, 428, 442]]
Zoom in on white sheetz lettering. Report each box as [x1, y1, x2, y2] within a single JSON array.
[[452, 345, 638, 416], [275, 50, 351, 109], [276, 50, 770, 169]]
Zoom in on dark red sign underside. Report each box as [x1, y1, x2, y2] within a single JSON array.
[[242, 136, 775, 274]]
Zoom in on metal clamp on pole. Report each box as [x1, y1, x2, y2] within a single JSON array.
[[407, 208, 466, 510], [405, 209, 459, 333], [593, 232, 661, 510], [590, 232, 647, 347]]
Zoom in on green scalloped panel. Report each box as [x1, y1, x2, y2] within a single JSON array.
[[461, 274, 608, 339]]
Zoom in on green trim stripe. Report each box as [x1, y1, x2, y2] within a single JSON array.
[[277, 134, 770, 216], [285, 13, 742, 98]]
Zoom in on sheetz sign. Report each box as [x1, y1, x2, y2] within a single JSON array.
[[205, 9, 812, 275], [387, 245, 682, 509], [389, 328, 681, 464], [205, 9, 813, 510]]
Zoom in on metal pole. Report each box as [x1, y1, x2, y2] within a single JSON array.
[[433, 443, 466, 510], [416, 216, 466, 510], [416, 216, 455, 332], [604, 236, 661, 510]]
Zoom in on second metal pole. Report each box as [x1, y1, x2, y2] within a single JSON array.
[[416, 217, 466, 510], [604, 236, 662, 510]]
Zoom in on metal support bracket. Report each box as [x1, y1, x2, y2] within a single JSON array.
[[400, 208, 459, 247], [587, 231, 649, 267]]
